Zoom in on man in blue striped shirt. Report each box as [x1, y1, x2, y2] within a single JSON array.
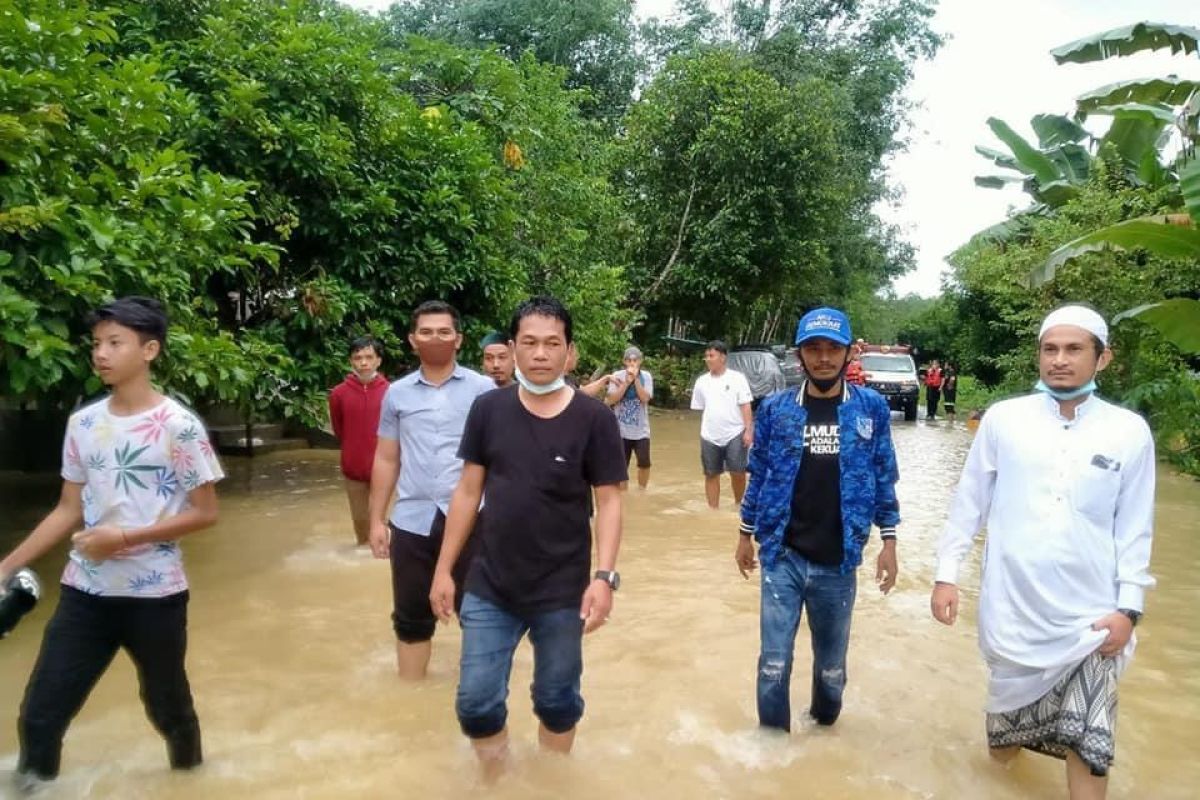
[[367, 300, 495, 679]]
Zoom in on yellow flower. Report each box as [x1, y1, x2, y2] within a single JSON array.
[[421, 106, 442, 121], [503, 140, 525, 170]]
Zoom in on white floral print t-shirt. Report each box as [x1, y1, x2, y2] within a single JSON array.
[[60, 396, 224, 597]]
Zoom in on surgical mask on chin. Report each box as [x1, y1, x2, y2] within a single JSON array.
[[515, 366, 566, 395], [1034, 378, 1096, 401]]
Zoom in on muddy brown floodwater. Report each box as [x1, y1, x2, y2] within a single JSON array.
[[1, 412, 1196, 799]]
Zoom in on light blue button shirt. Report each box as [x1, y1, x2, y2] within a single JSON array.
[[377, 364, 495, 535]]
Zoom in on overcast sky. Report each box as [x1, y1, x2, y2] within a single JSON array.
[[343, 1, 1200, 297]]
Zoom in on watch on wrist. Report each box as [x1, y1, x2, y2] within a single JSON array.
[[594, 570, 620, 591], [1118, 608, 1141, 627]]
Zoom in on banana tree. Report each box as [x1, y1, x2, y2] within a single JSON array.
[[1035, 153, 1200, 355], [1027, 23, 1200, 353], [976, 23, 1200, 244]]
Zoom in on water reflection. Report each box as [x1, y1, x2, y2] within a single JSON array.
[[0, 413, 1195, 798]]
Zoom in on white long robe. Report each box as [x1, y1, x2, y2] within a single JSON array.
[[936, 392, 1156, 712]]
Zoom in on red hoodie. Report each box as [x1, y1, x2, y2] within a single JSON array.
[[328, 373, 389, 482]]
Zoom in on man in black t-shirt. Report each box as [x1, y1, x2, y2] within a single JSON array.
[[431, 296, 626, 777]]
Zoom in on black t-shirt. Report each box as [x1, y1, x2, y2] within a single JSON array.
[[784, 394, 844, 566], [458, 385, 627, 613]]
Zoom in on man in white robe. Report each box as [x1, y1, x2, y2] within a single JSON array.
[[931, 304, 1156, 800]]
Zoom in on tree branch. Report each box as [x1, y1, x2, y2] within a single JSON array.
[[642, 174, 698, 306]]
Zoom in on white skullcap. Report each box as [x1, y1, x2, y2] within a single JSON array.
[[1038, 305, 1108, 346]]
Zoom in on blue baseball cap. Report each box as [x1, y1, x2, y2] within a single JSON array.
[[795, 307, 852, 347]]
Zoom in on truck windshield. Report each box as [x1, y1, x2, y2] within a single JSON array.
[[861, 355, 914, 372]]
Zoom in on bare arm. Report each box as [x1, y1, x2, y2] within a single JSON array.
[[592, 483, 623, 572], [367, 437, 401, 558], [740, 402, 754, 447], [580, 483, 623, 633], [430, 462, 486, 620], [632, 374, 651, 404], [0, 482, 83, 579]]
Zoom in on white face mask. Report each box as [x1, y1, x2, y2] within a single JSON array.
[[514, 366, 566, 395]]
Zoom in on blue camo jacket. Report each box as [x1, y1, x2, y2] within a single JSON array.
[[738, 382, 900, 574]]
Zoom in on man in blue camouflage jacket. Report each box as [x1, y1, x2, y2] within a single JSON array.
[[735, 307, 900, 731]]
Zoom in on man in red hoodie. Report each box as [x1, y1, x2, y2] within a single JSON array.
[[329, 337, 389, 545]]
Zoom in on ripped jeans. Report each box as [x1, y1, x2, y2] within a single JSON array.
[[757, 547, 857, 731]]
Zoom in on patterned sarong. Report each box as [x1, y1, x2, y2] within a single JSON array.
[[985, 652, 1117, 776]]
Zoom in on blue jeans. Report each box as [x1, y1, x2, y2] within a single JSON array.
[[757, 548, 857, 731], [455, 593, 584, 739]]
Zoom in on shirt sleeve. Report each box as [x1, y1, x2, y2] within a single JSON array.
[[644, 372, 654, 400], [871, 400, 901, 535], [456, 394, 489, 467], [172, 413, 225, 489], [690, 377, 705, 410], [584, 403, 628, 487], [739, 395, 774, 535], [934, 410, 998, 584], [329, 387, 344, 440], [1113, 422, 1157, 611], [377, 385, 400, 440], [61, 422, 85, 483]]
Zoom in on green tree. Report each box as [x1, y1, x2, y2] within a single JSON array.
[[1, 0, 283, 415], [384, 0, 641, 124]]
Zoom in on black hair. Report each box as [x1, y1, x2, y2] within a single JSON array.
[[509, 295, 573, 343], [85, 296, 168, 348], [349, 336, 383, 358], [705, 340, 727, 355], [410, 300, 461, 333]]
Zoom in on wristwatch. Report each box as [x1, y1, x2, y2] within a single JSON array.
[[1118, 608, 1141, 627], [594, 570, 620, 591]]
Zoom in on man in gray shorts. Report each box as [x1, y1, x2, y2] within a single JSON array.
[[690, 340, 754, 508]]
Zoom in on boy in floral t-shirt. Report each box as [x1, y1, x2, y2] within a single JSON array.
[[0, 297, 223, 787]]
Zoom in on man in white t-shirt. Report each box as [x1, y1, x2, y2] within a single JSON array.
[[690, 340, 754, 509]]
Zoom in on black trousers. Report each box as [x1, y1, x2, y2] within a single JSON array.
[[926, 386, 941, 418], [17, 586, 201, 779]]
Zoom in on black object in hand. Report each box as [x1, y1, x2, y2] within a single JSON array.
[[0, 568, 41, 639]]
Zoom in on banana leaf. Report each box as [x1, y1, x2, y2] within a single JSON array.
[[1031, 113, 1090, 148], [1051, 23, 1200, 65], [1112, 298, 1200, 354], [1077, 78, 1200, 114], [1034, 217, 1200, 284], [1181, 157, 1200, 225], [986, 118, 1061, 184]]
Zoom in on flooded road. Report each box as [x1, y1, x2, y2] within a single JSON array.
[[1, 412, 1196, 799]]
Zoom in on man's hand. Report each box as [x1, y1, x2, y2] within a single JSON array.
[[735, 535, 757, 579], [1092, 612, 1134, 657], [70, 525, 127, 562], [875, 540, 898, 594], [741, 428, 753, 449], [368, 520, 391, 559], [429, 570, 456, 623], [930, 581, 959, 625], [580, 579, 613, 634]]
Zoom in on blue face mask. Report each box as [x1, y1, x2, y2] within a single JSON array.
[[515, 366, 566, 395], [1034, 378, 1096, 401]]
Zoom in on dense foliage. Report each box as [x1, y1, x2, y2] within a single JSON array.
[[1, 0, 938, 431]]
